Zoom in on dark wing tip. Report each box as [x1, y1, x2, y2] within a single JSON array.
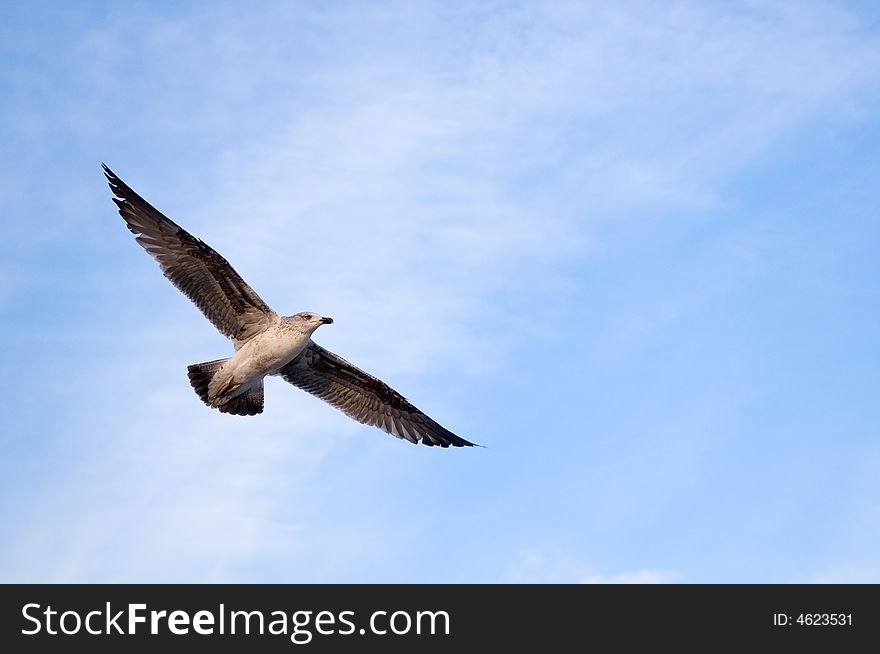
[[102, 162, 117, 184], [438, 434, 480, 448], [102, 165, 172, 230], [413, 423, 479, 448], [102, 164, 133, 201]]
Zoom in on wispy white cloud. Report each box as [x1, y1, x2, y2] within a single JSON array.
[[582, 569, 679, 584], [803, 561, 880, 584], [508, 548, 678, 584]]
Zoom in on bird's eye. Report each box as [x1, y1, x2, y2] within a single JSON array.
[[303, 313, 313, 320]]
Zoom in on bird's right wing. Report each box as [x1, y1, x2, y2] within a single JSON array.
[[279, 343, 475, 447], [104, 164, 276, 342]]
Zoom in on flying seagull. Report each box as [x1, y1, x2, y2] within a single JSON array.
[[104, 164, 474, 448]]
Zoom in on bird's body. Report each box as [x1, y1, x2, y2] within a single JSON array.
[[104, 164, 474, 447], [200, 314, 325, 410], [229, 315, 318, 383]]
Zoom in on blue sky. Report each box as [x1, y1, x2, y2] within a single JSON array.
[[1, 1, 878, 583]]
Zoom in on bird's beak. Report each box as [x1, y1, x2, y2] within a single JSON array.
[[321, 316, 334, 325]]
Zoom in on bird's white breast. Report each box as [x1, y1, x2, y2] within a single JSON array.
[[225, 319, 311, 383]]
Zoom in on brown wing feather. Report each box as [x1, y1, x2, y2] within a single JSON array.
[[104, 164, 275, 342], [280, 343, 475, 447]]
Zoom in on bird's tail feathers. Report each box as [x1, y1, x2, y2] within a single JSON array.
[[186, 359, 265, 417], [219, 385, 264, 416], [187, 358, 228, 404]]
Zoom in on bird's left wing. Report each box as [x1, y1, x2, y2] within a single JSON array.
[[104, 164, 276, 342], [279, 343, 475, 447]]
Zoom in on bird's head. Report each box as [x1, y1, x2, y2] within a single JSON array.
[[289, 311, 334, 333]]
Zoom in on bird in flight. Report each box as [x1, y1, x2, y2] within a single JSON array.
[[104, 165, 474, 448]]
